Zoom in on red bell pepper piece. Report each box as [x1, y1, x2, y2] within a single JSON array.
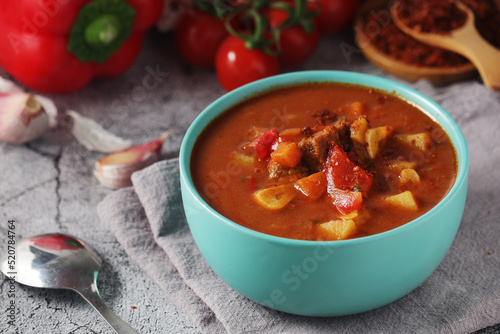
[[328, 189, 363, 215], [324, 145, 373, 214], [252, 128, 279, 160], [0, 0, 163, 93]]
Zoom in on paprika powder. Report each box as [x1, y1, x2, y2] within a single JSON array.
[[363, 7, 469, 68], [395, 0, 468, 35], [0, 0, 163, 93], [362, 0, 500, 68]]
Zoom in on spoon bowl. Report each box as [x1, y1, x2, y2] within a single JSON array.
[[390, 0, 500, 90], [354, 0, 477, 84], [0, 233, 138, 334]]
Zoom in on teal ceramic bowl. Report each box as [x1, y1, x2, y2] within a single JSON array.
[[179, 71, 469, 316]]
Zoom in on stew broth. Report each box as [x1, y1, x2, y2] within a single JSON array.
[[191, 83, 457, 240]]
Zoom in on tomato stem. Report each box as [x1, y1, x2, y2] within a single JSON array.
[[270, 0, 318, 33], [198, 0, 317, 56], [224, 7, 278, 56]]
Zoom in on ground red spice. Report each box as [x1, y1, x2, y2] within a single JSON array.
[[395, 0, 468, 34], [312, 109, 337, 125], [363, 0, 500, 68], [363, 7, 469, 67]]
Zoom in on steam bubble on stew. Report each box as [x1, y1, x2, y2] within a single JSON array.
[[191, 83, 457, 241]]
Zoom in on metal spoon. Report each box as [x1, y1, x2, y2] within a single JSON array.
[[390, 0, 500, 90], [0, 233, 138, 334]]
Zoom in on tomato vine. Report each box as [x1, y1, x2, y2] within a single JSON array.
[[174, 0, 358, 90], [195, 0, 319, 56]]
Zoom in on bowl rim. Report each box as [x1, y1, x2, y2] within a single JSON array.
[[179, 70, 469, 246]]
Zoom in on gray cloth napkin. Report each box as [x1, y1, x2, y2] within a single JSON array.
[[97, 80, 500, 334]]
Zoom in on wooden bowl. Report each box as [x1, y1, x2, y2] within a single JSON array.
[[354, 0, 477, 84]]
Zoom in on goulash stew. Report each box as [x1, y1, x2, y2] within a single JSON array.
[[191, 83, 457, 241]]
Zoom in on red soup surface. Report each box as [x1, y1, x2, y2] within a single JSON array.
[[191, 82, 457, 241]]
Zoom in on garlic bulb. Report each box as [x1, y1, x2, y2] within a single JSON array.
[[0, 76, 23, 94], [94, 131, 173, 189], [0, 93, 50, 144]]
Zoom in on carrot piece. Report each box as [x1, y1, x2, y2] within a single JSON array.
[[344, 102, 365, 117], [294, 172, 327, 201], [270, 142, 302, 168]]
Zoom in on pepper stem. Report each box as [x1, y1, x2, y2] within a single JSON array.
[[67, 0, 136, 63], [85, 15, 121, 48]]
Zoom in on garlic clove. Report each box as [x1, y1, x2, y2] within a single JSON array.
[[69, 110, 133, 153], [94, 131, 172, 189], [35, 95, 58, 128], [0, 93, 50, 144]]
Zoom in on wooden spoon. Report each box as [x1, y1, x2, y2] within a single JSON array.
[[354, 0, 476, 85], [391, 0, 500, 90]]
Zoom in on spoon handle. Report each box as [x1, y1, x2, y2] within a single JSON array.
[[452, 27, 500, 90], [391, 1, 500, 90], [76, 285, 139, 334]]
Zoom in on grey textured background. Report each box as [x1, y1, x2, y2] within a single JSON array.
[[0, 29, 499, 334]]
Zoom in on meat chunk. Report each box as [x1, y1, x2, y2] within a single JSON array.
[[298, 123, 350, 172], [346, 141, 371, 170], [267, 161, 309, 183]]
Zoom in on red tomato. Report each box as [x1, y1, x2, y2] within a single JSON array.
[[215, 35, 281, 91], [311, 0, 360, 35], [267, 8, 320, 67], [174, 9, 228, 68]]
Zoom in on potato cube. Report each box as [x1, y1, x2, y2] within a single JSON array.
[[384, 161, 418, 172], [339, 209, 371, 227], [317, 219, 358, 241], [350, 117, 368, 144], [365, 125, 394, 159], [247, 126, 268, 142], [400, 168, 420, 185], [384, 191, 418, 211], [394, 133, 431, 151], [339, 210, 358, 220], [253, 184, 295, 210], [232, 152, 255, 166]]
